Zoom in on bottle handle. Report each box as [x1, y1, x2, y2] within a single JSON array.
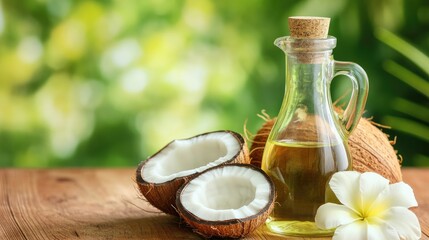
[[333, 61, 369, 136]]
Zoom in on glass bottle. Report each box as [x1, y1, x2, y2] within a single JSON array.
[[262, 35, 369, 236]]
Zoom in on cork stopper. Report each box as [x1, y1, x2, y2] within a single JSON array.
[[288, 16, 330, 39], [281, 16, 333, 63]]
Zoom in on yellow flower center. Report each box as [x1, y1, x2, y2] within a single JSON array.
[[358, 201, 387, 221]]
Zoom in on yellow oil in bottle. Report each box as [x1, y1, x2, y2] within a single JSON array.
[[262, 139, 350, 236]]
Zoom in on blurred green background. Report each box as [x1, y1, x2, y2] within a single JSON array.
[[0, 0, 428, 168]]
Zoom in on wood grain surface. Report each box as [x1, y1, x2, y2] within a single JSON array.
[[0, 168, 427, 240]]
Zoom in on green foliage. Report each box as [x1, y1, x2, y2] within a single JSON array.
[[376, 29, 429, 76], [383, 61, 429, 98], [376, 29, 429, 166], [0, 0, 428, 167]]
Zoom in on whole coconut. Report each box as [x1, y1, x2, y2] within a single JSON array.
[[248, 112, 402, 183]]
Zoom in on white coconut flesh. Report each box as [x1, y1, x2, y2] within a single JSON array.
[[179, 165, 272, 221], [141, 132, 241, 184]]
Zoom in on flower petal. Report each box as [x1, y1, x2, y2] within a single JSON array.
[[367, 218, 400, 240], [329, 171, 361, 213], [315, 203, 360, 229], [359, 172, 389, 212], [333, 220, 367, 240], [372, 182, 418, 212], [379, 207, 421, 240]]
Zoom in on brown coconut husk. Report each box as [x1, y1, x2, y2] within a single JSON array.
[[175, 164, 275, 238], [246, 110, 402, 183], [136, 131, 250, 216]]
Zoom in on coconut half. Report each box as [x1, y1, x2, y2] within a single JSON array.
[[176, 164, 275, 238], [136, 130, 249, 215]]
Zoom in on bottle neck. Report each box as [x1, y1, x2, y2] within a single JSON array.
[[274, 36, 337, 116], [269, 36, 342, 144], [283, 52, 334, 116]]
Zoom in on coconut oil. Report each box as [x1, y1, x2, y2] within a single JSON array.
[[262, 140, 350, 236]]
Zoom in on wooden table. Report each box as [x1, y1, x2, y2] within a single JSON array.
[[1, 168, 428, 240]]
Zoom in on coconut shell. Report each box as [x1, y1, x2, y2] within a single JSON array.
[[348, 118, 402, 182], [175, 164, 275, 238], [136, 163, 192, 216], [249, 115, 402, 183], [248, 118, 275, 170], [136, 130, 250, 216]]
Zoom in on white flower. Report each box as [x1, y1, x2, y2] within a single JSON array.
[[315, 171, 421, 240]]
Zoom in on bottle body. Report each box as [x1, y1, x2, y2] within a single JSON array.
[[263, 140, 350, 236], [262, 36, 367, 236], [264, 139, 350, 216]]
